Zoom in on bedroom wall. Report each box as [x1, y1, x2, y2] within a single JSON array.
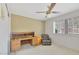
[[45, 9, 79, 51], [11, 14, 45, 35]]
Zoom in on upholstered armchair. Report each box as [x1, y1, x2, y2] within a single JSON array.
[[41, 34, 51, 45]]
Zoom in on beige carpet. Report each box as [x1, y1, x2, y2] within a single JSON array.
[[10, 44, 79, 55]]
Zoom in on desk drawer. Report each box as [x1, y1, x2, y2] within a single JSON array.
[[11, 43, 20, 52], [11, 40, 20, 52], [11, 40, 20, 44]]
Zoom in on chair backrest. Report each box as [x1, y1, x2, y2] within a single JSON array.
[[41, 34, 49, 40]]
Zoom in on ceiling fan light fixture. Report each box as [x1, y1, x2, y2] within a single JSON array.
[[45, 14, 52, 18]]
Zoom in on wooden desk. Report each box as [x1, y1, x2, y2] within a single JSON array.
[[10, 36, 41, 52], [10, 32, 41, 52], [11, 37, 33, 52]]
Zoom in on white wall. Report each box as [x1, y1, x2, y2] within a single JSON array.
[[0, 4, 10, 54], [45, 9, 79, 51]]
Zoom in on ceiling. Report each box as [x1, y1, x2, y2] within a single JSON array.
[[7, 3, 79, 20]]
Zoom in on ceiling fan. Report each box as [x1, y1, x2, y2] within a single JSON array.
[[35, 3, 59, 18]]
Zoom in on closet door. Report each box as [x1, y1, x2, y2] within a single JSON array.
[[0, 4, 10, 55]]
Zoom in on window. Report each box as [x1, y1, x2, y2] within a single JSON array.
[[53, 16, 79, 34], [68, 16, 79, 34]]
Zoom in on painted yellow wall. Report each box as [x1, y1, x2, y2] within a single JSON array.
[[11, 14, 45, 34]]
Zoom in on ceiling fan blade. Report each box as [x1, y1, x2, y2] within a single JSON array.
[[46, 3, 56, 14], [35, 11, 46, 13], [50, 3, 56, 8], [52, 11, 59, 14]]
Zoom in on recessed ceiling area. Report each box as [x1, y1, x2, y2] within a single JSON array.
[[7, 3, 79, 20]]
